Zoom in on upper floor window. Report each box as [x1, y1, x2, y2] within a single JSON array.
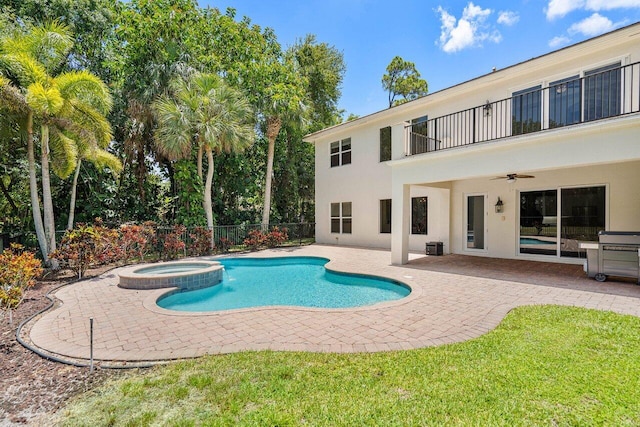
[[410, 116, 428, 155], [380, 199, 391, 233], [549, 75, 580, 128], [411, 197, 427, 234], [512, 85, 541, 135], [331, 202, 352, 234], [330, 138, 351, 167], [584, 62, 621, 121], [380, 127, 391, 162]]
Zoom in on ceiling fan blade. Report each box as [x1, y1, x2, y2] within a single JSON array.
[[516, 174, 535, 178]]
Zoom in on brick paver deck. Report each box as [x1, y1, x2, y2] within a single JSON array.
[[24, 245, 640, 365]]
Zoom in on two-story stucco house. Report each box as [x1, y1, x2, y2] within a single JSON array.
[[305, 23, 640, 265]]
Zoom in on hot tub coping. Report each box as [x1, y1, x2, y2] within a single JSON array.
[[118, 260, 223, 290]]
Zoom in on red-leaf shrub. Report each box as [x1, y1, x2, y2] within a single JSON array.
[[217, 237, 232, 253], [264, 227, 289, 248], [188, 226, 213, 256], [120, 222, 156, 262], [50, 223, 99, 278], [0, 244, 42, 323], [243, 229, 265, 251], [163, 225, 186, 260]]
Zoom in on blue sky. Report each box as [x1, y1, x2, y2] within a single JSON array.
[[201, 1, 640, 118]]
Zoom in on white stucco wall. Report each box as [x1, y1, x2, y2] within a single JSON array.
[[447, 161, 640, 263], [309, 24, 640, 263], [314, 123, 450, 252]]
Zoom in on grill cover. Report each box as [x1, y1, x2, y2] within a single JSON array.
[[598, 231, 640, 245]]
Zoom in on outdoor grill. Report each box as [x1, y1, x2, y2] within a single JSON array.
[[581, 231, 640, 283]]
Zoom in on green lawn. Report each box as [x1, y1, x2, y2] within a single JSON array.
[[58, 306, 640, 426]]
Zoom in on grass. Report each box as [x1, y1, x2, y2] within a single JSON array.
[[58, 305, 640, 426]]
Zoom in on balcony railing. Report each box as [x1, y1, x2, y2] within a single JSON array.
[[405, 61, 640, 156]]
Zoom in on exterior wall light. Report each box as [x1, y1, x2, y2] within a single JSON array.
[[483, 100, 492, 117], [495, 197, 504, 213]]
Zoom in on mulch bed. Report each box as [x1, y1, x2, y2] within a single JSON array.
[[0, 267, 128, 426]]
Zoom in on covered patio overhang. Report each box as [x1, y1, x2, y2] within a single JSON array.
[[389, 115, 640, 265]]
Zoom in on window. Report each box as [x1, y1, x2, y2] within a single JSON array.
[[549, 75, 580, 128], [380, 199, 392, 233], [512, 85, 541, 135], [330, 138, 351, 167], [584, 63, 621, 121], [411, 197, 427, 235], [331, 202, 352, 234], [379, 127, 391, 162]]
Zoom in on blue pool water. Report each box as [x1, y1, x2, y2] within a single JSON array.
[[136, 262, 213, 275], [156, 256, 410, 311], [520, 237, 553, 245]]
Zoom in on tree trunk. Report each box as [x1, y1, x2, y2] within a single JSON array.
[[40, 125, 58, 268], [197, 145, 203, 180], [262, 116, 282, 228], [0, 176, 18, 214], [203, 148, 214, 229], [67, 159, 82, 230], [26, 112, 49, 263]]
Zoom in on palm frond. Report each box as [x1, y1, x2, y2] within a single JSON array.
[[49, 128, 78, 178], [0, 52, 49, 87], [152, 95, 193, 160], [54, 70, 113, 115], [0, 76, 28, 114], [27, 21, 73, 73], [26, 81, 63, 115], [63, 99, 113, 148], [85, 148, 123, 176]]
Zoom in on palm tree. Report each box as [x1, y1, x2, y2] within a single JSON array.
[[253, 60, 306, 228], [153, 73, 254, 229], [0, 21, 118, 263]]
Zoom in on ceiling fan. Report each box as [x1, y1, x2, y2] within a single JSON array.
[[492, 173, 535, 183]]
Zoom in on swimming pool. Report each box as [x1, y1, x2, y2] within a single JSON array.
[[520, 237, 554, 245], [156, 256, 410, 311]]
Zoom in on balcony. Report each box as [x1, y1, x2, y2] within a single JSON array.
[[404, 62, 640, 156]]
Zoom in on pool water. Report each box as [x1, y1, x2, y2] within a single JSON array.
[[520, 237, 553, 245], [156, 257, 410, 311], [135, 262, 214, 275]]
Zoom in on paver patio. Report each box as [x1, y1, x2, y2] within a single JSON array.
[[23, 245, 640, 366]]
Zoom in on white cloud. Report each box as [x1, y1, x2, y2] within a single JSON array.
[[546, 0, 581, 20], [568, 13, 616, 36], [548, 35, 572, 47], [545, 0, 640, 20], [436, 2, 501, 53], [497, 11, 520, 26]]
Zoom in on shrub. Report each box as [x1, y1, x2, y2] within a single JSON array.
[[243, 229, 265, 251], [217, 237, 232, 253], [92, 218, 123, 265], [51, 223, 100, 278], [163, 225, 186, 260], [264, 227, 289, 248], [188, 226, 213, 256], [0, 244, 43, 323], [120, 222, 156, 262]]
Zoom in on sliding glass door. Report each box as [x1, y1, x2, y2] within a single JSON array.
[[519, 186, 605, 258]]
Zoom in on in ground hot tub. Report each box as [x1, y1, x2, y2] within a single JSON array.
[[118, 260, 223, 290]]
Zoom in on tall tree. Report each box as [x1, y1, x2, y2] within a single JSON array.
[[0, 21, 118, 263], [153, 73, 254, 229], [258, 61, 306, 228], [288, 35, 346, 130], [382, 56, 428, 107]]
